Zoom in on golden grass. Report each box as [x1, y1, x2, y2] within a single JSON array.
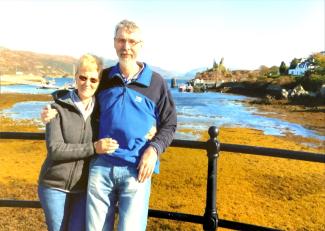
[[147, 128, 325, 231], [0, 93, 324, 230], [0, 74, 44, 86], [0, 93, 52, 111]]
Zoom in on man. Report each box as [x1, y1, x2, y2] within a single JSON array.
[[86, 20, 177, 231]]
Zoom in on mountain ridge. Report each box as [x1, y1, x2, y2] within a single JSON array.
[[0, 47, 180, 79]]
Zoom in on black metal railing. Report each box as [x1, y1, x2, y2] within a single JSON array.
[[0, 127, 324, 231]]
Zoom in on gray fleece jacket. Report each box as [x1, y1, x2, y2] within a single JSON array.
[[38, 90, 98, 192]]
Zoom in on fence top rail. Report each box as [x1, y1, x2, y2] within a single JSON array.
[[0, 199, 281, 230], [0, 132, 324, 163]]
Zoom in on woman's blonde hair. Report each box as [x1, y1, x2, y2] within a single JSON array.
[[76, 54, 103, 75]]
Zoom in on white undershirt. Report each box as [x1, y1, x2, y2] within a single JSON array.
[[71, 90, 95, 121], [121, 62, 144, 84]]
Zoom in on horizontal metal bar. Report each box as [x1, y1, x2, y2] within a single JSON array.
[[0, 200, 203, 224], [219, 219, 282, 231], [148, 209, 204, 224], [0, 199, 280, 230], [0, 200, 41, 208], [171, 139, 206, 149], [0, 132, 324, 163], [221, 143, 325, 163], [0, 132, 44, 140]]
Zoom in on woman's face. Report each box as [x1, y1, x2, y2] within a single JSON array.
[[75, 66, 100, 101]]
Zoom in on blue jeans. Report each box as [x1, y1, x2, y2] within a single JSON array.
[[38, 185, 86, 231], [86, 156, 151, 231]]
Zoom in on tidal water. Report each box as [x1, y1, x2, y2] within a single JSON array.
[[172, 90, 324, 141], [0, 77, 74, 94], [1, 81, 324, 142]]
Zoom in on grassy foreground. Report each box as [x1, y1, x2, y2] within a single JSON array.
[[0, 93, 324, 231]]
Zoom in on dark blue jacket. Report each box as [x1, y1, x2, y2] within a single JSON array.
[[96, 63, 177, 173]]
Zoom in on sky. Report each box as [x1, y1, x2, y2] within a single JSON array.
[[0, 0, 324, 73]]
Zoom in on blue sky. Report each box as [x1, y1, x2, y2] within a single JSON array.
[[0, 0, 324, 73]]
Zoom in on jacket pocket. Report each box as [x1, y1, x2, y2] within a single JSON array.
[[41, 160, 72, 189]]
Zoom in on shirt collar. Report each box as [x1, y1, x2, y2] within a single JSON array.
[[122, 63, 144, 84], [109, 62, 152, 87], [70, 90, 95, 121]]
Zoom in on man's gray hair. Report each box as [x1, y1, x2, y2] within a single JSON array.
[[114, 19, 141, 38]]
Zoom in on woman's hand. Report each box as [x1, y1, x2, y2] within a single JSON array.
[[94, 138, 119, 154], [41, 104, 58, 123]]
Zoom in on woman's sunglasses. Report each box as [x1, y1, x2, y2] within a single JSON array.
[[78, 75, 99, 83]]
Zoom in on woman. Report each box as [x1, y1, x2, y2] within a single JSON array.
[[38, 54, 118, 231]]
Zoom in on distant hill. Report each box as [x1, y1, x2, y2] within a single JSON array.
[[102, 57, 177, 79], [181, 67, 209, 80], [102, 58, 117, 68], [194, 67, 260, 82], [0, 47, 182, 79], [0, 47, 77, 77], [148, 65, 177, 79], [193, 57, 260, 82]]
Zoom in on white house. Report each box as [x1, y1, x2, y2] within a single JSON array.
[[288, 58, 314, 76], [193, 78, 204, 85]]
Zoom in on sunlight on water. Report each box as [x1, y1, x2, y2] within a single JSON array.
[[172, 90, 324, 141], [0, 78, 74, 94], [1, 85, 324, 142], [1, 101, 50, 130]]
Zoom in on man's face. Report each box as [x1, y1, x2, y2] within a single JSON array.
[[114, 28, 143, 65]]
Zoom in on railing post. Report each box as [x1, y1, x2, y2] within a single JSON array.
[[203, 126, 220, 231]]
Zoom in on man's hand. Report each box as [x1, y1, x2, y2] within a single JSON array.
[[137, 146, 158, 183], [41, 104, 58, 123], [94, 138, 119, 154]]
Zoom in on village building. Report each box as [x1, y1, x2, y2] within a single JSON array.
[[288, 58, 314, 76]]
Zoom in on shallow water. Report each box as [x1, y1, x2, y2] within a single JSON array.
[[1, 77, 74, 94], [172, 90, 324, 141], [1, 86, 324, 142]]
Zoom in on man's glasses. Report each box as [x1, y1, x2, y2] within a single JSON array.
[[114, 38, 142, 47], [78, 75, 99, 84]]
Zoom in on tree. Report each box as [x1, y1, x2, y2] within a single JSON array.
[[279, 61, 287, 75], [310, 52, 325, 75], [289, 58, 300, 69], [218, 57, 226, 73], [268, 65, 279, 76], [310, 52, 325, 67], [219, 57, 224, 65], [213, 59, 218, 69], [259, 65, 269, 77]]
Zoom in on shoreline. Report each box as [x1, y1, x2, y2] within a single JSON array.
[[0, 92, 324, 149], [0, 74, 73, 86], [245, 98, 325, 137], [0, 74, 44, 86]]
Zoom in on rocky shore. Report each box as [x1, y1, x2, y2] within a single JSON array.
[[207, 79, 325, 139], [214, 79, 325, 106], [246, 99, 325, 137]]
